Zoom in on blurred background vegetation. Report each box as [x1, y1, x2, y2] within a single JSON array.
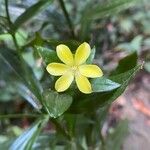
[[0, 0, 150, 149]]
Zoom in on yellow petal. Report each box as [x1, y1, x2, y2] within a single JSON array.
[[46, 63, 69, 76], [75, 42, 91, 65], [56, 44, 74, 65], [79, 65, 103, 78], [75, 74, 92, 94], [55, 73, 74, 92]]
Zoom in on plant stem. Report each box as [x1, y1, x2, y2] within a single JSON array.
[[58, 0, 75, 38], [0, 114, 40, 119], [5, 0, 21, 56], [5, 0, 12, 25], [51, 118, 71, 141], [12, 33, 20, 50]]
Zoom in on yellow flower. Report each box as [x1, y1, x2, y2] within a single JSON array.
[[46, 42, 103, 94]]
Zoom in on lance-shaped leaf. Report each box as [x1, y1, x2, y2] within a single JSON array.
[[69, 65, 141, 113], [80, 0, 140, 39], [69, 52, 139, 113], [12, 0, 53, 31], [9, 116, 49, 150], [111, 52, 138, 75], [43, 90, 73, 118], [0, 47, 42, 109], [92, 77, 120, 92], [0, 48, 24, 80], [15, 83, 42, 110]]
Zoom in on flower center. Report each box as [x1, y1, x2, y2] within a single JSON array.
[[70, 65, 79, 75], [71, 66, 77, 71]]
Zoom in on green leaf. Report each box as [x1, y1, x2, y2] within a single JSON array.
[[69, 64, 141, 113], [92, 77, 120, 92], [130, 35, 143, 53], [35, 46, 59, 65], [80, 0, 140, 39], [64, 114, 76, 137], [32, 134, 57, 149], [111, 52, 138, 75], [86, 47, 96, 64], [0, 33, 12, 41], [0, 139, 13, 150], [28, 32, 44, 47], [43, 90, 73, 118], [0, 47, 42, 109], [0, 30, 27, 47], [25, 34, 80, 50], [116, 35, 143, 54], [15, 83, 42, 110], [85, 0, 138, 20], [9, 117, 48, 150], [106, 120, 128, 150], [0, 48, 24, 80], [45, 39, 80, 51], [12, 0, 53, 31], [22, 50, 44, 80]]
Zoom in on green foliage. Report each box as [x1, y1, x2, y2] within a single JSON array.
[[10, 116, 49, 150], [116, 35, 143, 54], [0, 30, 27, 47], [35, 46, 59, 65], [111, 52, 138, 75], [70, 64, 141, 113], [15, 83, 42, 110], [11, 0, 54, 32], [0, 0, 143, 149], [106, 120, 128, 150], [43, 90, 73, 118], [0, 47, 25, 80], [0, 47, 42, 109], [36, 44, 95, 65], [92, 77, 121, 92], [44, 40, 80, 51], [80, 0, 140, 39]]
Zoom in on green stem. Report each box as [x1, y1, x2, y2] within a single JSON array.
[[12, 33, 20, 51], [0, 114, 41, 119], [5, 0, 21, 55], [51, 118, 71, 141], [58, 0, 75, 38], [5, 0, 12, 25]]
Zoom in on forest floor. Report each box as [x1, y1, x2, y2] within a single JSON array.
[[110, 71, 150, 150]]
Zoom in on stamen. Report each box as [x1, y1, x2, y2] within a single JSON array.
[[72, 66, 77, 71], [70, 66, 79, 75]]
